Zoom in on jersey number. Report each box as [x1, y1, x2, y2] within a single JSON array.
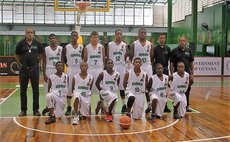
[[94, 60, 97, 65], [142, 58, 146, 63], [115, 56, 120, 62]]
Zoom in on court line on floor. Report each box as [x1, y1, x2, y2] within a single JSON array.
[[0, 88, 18, 106], [178, 135, 230, 142], [13, 117, 179, 136]]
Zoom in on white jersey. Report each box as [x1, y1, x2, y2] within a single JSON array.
[[100, 70, 120, 94], [65, 43, 83, 68], [171, 72, 189, 95], [108, 41, 126, 65], [126, 69, 147, 94], [86, 43, 104, 69], [150, 74, 169, 97], [133, 40, 151, 65], [73, 73, 93, 96], [45, 46, 63, 68], [49, 73, 69, 97]]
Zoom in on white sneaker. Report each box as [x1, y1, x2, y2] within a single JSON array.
[[72, 113, 79, 125]]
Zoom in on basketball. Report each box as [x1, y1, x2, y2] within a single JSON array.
[[119, 116, 132, 129]]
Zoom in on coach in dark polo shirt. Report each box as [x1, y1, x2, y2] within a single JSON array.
[[170, 36, 194, 112], [15, 27, 43, 117]]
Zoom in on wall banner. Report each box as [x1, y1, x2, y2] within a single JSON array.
[[194, 57, 222, 75], [0, 56, 19, 76], [224, 57, 230, 75]]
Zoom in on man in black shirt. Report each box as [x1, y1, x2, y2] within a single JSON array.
[[152, 34, 171, 113], [15, 27, 43, 116], [170, 36, 194, 112]]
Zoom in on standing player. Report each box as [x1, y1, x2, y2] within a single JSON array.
[[62, 31, 84, 115], [42, 34, 63, 115], [147, 63, 169, 120], [83, 31, 105, 94], [170, 36, 194, 112], [95, 59, 119, 122], [72, 62, 94, 125], [123, 57, 148, 119], [169, 62, 190, 119], [45, 61, 69, 124], [107, 29, 127, 113], [129, 28, 154, 112]]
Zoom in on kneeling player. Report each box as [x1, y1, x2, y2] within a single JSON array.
[[95, 59, 119, 122], [147, 63, 169, 120], [72, 62, 94, 125], [45, 61, 68, 125]]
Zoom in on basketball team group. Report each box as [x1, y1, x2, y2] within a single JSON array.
[[15, 27, 194, 125]]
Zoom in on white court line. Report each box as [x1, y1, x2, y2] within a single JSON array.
[[178, 135, 230, 142], [0, 88, 18, 106], [13, 117, 179, 136]]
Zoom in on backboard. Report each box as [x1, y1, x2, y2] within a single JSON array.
[[54, 0, 110, 12]]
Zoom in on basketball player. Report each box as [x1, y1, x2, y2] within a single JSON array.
[[107, 29, 127, 113], [83, 31, 105, 94], [95, 59, 119, 122], [42, 34, 63, 115], [123, 57, 148, 119], [62, 31, 84, 116], [147, 63, 169, 120], [72, 62, 94, 125], [45, 61, 69, 124], [129, 28, 154, 112], [169, 62, 190, 119]]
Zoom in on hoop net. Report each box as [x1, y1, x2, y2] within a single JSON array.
[[75, 2, 91, 33]]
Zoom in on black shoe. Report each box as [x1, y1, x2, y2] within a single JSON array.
[[149, 113, 156, 121], [126, 112, 131, 118], [186, 106, 192, 112], [45, 115, 56, 125], [173, 111, 180, 119], [42, 107, 49, 116], [164, 106, 171, 113], [121, 105, 127, 113], [33, 110, 41, 116], [145, 107, 151, 115], [65, 106, 72, 116], [19, 111, 27, 117]]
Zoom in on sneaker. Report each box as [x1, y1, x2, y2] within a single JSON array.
[[95, 101, 102, 115], [65, 106, 72, 116], [72, 113, 80, 125], [186, 106, 192, 112], [19, 111, 27, 117], [145, 107, 151, 115], [121, 105, 127, 113], [126, 112, 131, 118], [164, 106, 171, 113], [173, 111, 180, 119], [149, 113, 156, 121], [33, 110, 41, 116], [45, 115, 56, 125], [42, 107, 49, 115], [104, 115, 113, 122]]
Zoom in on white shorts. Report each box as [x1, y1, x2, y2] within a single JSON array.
[[44, 67, 56, 94], [150, 93, 167, 117], [46, 92, 67, 118], [141, 64, 152, 78], [170, 92, 187, 117], [127, 92, 145, 119], [114, 64, 126, 90], [100, 90, 117, 107], [73, 92, 91, 117], [88, 68, 103, 94], [67, 67, 81, 96]]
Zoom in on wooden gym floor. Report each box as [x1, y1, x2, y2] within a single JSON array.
[[0, 76, 229, 142]]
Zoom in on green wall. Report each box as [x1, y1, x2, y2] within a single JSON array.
[[172, 4, 229, 57]]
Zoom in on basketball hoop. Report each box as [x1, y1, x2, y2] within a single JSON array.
[[75, 2, 91, 13]]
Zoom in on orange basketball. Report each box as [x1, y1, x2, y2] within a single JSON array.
[[119, 116, 132, 129]]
